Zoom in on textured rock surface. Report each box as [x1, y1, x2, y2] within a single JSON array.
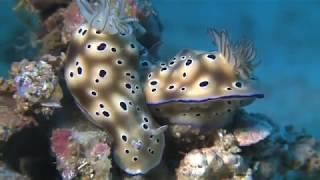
[[176, 130, 250, 180], [11, 54, 64, 116], [0, 161, 30, 180], [0, 93, 37, 143], [51, 128, 112, 180], [233, 111, 274, 147]]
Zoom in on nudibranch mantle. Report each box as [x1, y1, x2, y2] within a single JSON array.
[[65, 0, 166, 175], [144, 29, 264, 128]]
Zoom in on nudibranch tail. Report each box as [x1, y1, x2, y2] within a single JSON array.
[[150, 125, 168, 136]]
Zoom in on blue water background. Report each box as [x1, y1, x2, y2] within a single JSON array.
[[0, 0, 19, 74], [1, 0, 319, 136]]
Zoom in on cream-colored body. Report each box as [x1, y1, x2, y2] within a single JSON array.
[[144, 29, 263, 128], [65, 24, 166, 175]]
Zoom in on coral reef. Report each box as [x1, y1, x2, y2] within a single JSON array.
[[62, 1, 85, 44], [166, 124, 214, 152], [250, 125, 320, 179], [51, 128, 112, 180], [0, 93, 37, 143], [232, 111, 274, 147], [176, 130, 250, 180], [165, 110, 275, 153], [0, 161, 30, 180], [0, 77, 16, 94], [11, 54, 64, 116], [174, 111, 320, 180], [288, 135, 320, 172]]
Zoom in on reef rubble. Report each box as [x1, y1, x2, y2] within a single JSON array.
[[175, 111, 320, 180], [176, 129, 250, 180], [0, 93, 37, 144], [0, 53, 64, 149], [11, 54, 64, 116], [51, 128, 112, 180], [0, 161, 30, 180]]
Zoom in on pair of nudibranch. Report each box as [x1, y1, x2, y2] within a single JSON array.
[[64, 0, 263, 175]]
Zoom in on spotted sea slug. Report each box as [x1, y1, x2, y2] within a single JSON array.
[[144, 28, 264, 128], [64, 0, 166, 175]]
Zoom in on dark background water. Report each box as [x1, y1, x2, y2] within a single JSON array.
[[1, 0, 320, 136]]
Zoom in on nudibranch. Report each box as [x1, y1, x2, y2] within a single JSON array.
[[64, 0, 166, 175], [144, 29, 264, 128]]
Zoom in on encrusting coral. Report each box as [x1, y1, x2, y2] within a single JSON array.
[[0, 93, 37, 144], [175, 111, 320, 180], [232, 110, 274, 147], [11, 54, 64, 116], [0, 78, 16, 94], [62, 1, 85, 44], [0, 53, 64, 145], [176, 129, 251, 180], [165, 110, 275, 153], [0, 72, 36, 144], [0, 161, 30, 180], [51, 128, 112, 180], [166, 124, 215, 152], [64, 0, 166, 175], [250, 125, 320, 179]]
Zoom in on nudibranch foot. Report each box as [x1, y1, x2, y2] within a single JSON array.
[[144, 28, 263, 128]]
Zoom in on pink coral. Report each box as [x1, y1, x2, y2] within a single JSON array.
[[90, 143, 111, 157], [50, 128, 112, 180], [51, 128, 73, 158], [233, 112, 273, 147], [63, 1, 84, 34]]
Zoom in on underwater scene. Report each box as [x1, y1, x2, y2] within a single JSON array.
[[0, 0, 319, 179]]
